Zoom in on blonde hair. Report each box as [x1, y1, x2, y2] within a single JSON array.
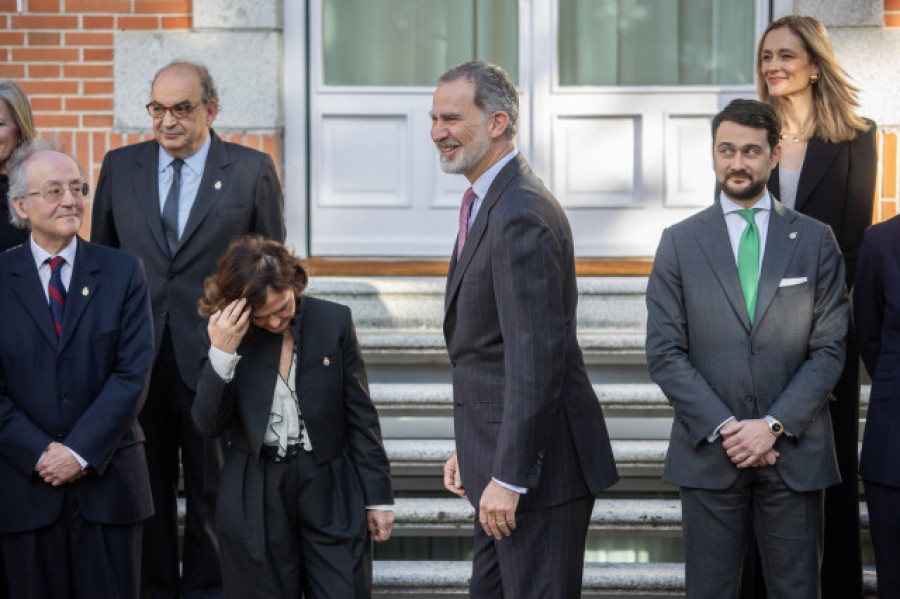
[[0, 80, 36, 147], [756, 15, 869, 144]]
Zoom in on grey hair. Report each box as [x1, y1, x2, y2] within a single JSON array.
[[7, 139, 86, 230], [439, 61, 519, 139], [151, 60, 219, 105]]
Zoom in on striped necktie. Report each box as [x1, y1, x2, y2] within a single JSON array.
[[47, 256, 67, 338]]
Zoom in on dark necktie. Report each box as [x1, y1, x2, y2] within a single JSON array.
[[736, 208, 763, 324], [162, 158, 184, 254], [47, 256, 67, 338], [457, 188, 477, 258]]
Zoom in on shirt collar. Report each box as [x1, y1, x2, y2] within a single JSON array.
[[158, 133, 212, 174], [720, 191, 772, 214], [471, 148, 519, 199], [30, 234, 77, 270]]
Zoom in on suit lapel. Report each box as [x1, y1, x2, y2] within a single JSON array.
[[178, 130, 229, 253], [9, 244, 59, 347], [444, 155, 522, 316], [793, 135, 840, 212], [133, 141, 169, 257], [694, 204, 754, 332], [57, 238, 100, 354], [753, 201, 800, 327]]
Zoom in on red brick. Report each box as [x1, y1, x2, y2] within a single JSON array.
[[76, 132, 90, 160], [885, 0, 900, 11], [246, 134, 261, 150], [65, 32, 115, 45], [262, 134, 276, 158], [28, 64, 62, 78], [28, 31, 62, 45], [67, 0, 132, 11], [55, 131, 74, 154], [83, 80, 114, 95], [65, 96, 114, 111], [64, 64, 114, 78], [28, 0, 60, 11], [83, 48, 114, 61], [135, 0, 190, 12], [108, 133, 124, 150], [82, 16, 115, 28], [882, 201, 898, 220], [0, 64, 25, 78], [35, 114, 80, 128], [886, 13, 900, 27], [883, 133, 897, 199], [10, 15, 79, 29], [0, 32, 25, 45], [30, 97, 63, 111], [117, 16, 160, 29], [0, 0, 16, 10], [12, 48, 79, 62], [161, 16, 192, 29], [92, 132, 107, 163], [83, 115, 114, 128], [20, 80, 79, 95]]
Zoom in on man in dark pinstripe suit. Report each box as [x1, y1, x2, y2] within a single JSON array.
[[431, 61, 619, 598]]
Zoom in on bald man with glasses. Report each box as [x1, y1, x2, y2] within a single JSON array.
[[92, 60, 285, 599]]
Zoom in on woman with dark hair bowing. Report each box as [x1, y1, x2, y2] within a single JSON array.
[[0, 80, 35, 251], [756, 15, 876, 598], [192, 235, 394, 599]]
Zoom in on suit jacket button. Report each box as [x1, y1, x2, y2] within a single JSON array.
[[744, 394, 755, 402], [59, 393, 67, 402], [751, 347, 760, 354]]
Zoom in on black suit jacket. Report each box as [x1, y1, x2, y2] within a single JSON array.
[[443, 154, 618, 511], [0, 238, 154, 533], [768, 123, 876, 287], [192, 296, 393, 505], [854, 215, 900, 487], [91, 130, 285, 390]]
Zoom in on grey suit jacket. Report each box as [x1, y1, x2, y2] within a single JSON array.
[[444, 154, 618, 511], [91, 130, 285, 390], [646, 200, 848, 492]]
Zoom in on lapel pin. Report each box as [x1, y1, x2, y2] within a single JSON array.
[[322, 357, 331, 366], [214, 181, 222, 190], [82, 286, 89, 296], [789, 232, 797, 240]]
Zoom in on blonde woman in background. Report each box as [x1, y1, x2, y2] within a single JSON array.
[[0, 80, 35, 251]]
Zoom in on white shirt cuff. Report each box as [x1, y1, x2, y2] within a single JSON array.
[[493, 477, 527, 494], [366, 504, 394, 511], [209, 346, 241, 382], [708, 416, 736, 443]]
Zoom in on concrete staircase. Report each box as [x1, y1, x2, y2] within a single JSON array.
[[299, 276, 876, 597]]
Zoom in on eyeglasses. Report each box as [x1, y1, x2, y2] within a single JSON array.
[[146, 100, 206, 119], [26, 182, 90, 203]]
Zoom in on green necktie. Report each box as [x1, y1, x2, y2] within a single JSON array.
[[736, 208, 762, 324]]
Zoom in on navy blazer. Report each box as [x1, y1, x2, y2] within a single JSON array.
[[854, 215, 900, 487], [0, 238, 154, 533], [91, 130, 285, 390]]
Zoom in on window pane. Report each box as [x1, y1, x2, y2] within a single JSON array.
[[323, 0, 518, 86], [558, 0, 755, 86]]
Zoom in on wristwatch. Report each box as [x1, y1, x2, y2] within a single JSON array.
[[764, 415, 784, 437]]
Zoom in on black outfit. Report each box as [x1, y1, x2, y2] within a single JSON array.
[[0, 174, 29, 251], [742, 124, 877, 599], [192, 297, 393, 599]]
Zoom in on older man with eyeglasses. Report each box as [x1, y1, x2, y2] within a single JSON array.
[[0, 140, 154, 599], [91, 60, 285, 599]]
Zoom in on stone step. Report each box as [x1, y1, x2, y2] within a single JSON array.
[[372, 561, 878, 597], [370, 383, 873, 418]]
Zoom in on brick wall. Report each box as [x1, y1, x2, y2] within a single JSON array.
[[886, 0, 900, 27], [877, 130, 898, 220], [0, 0, 282, 239]]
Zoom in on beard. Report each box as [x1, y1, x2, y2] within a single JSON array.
[[719, 171, 769, 201], [438, 127, 491, 175]]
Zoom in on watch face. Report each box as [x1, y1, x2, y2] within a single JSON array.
[[771, 422, 783, 434]]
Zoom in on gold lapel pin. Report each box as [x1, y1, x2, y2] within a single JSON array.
[[323, 357, 331, 366], [789, 232, 797, 240], [82, 286, 89, 296], [214, 181, 222, 190]]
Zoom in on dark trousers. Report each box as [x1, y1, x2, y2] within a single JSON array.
[[140, 329, 224, 599], [681, 467, 824, 599], [863, 479, 900, 599], [469, 494, 594, 599], [1, 489, 142, 599]]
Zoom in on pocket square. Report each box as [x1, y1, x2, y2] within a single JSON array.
[[779, 277, 808, 287]]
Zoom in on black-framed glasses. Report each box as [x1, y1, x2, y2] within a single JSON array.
[[26, 182, 90, 203], [146, 100, 206, 119]]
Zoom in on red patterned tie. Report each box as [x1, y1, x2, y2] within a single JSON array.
[[457, 187, 477, 258], [47, 256, 67, 338]]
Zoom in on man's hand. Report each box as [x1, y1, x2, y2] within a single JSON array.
[[367, 509, 394, 542], [443, 451, 467, 499], [720, 419, 778, 468], [35, 442, 85, 486], [479, 479, 519, 540]]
